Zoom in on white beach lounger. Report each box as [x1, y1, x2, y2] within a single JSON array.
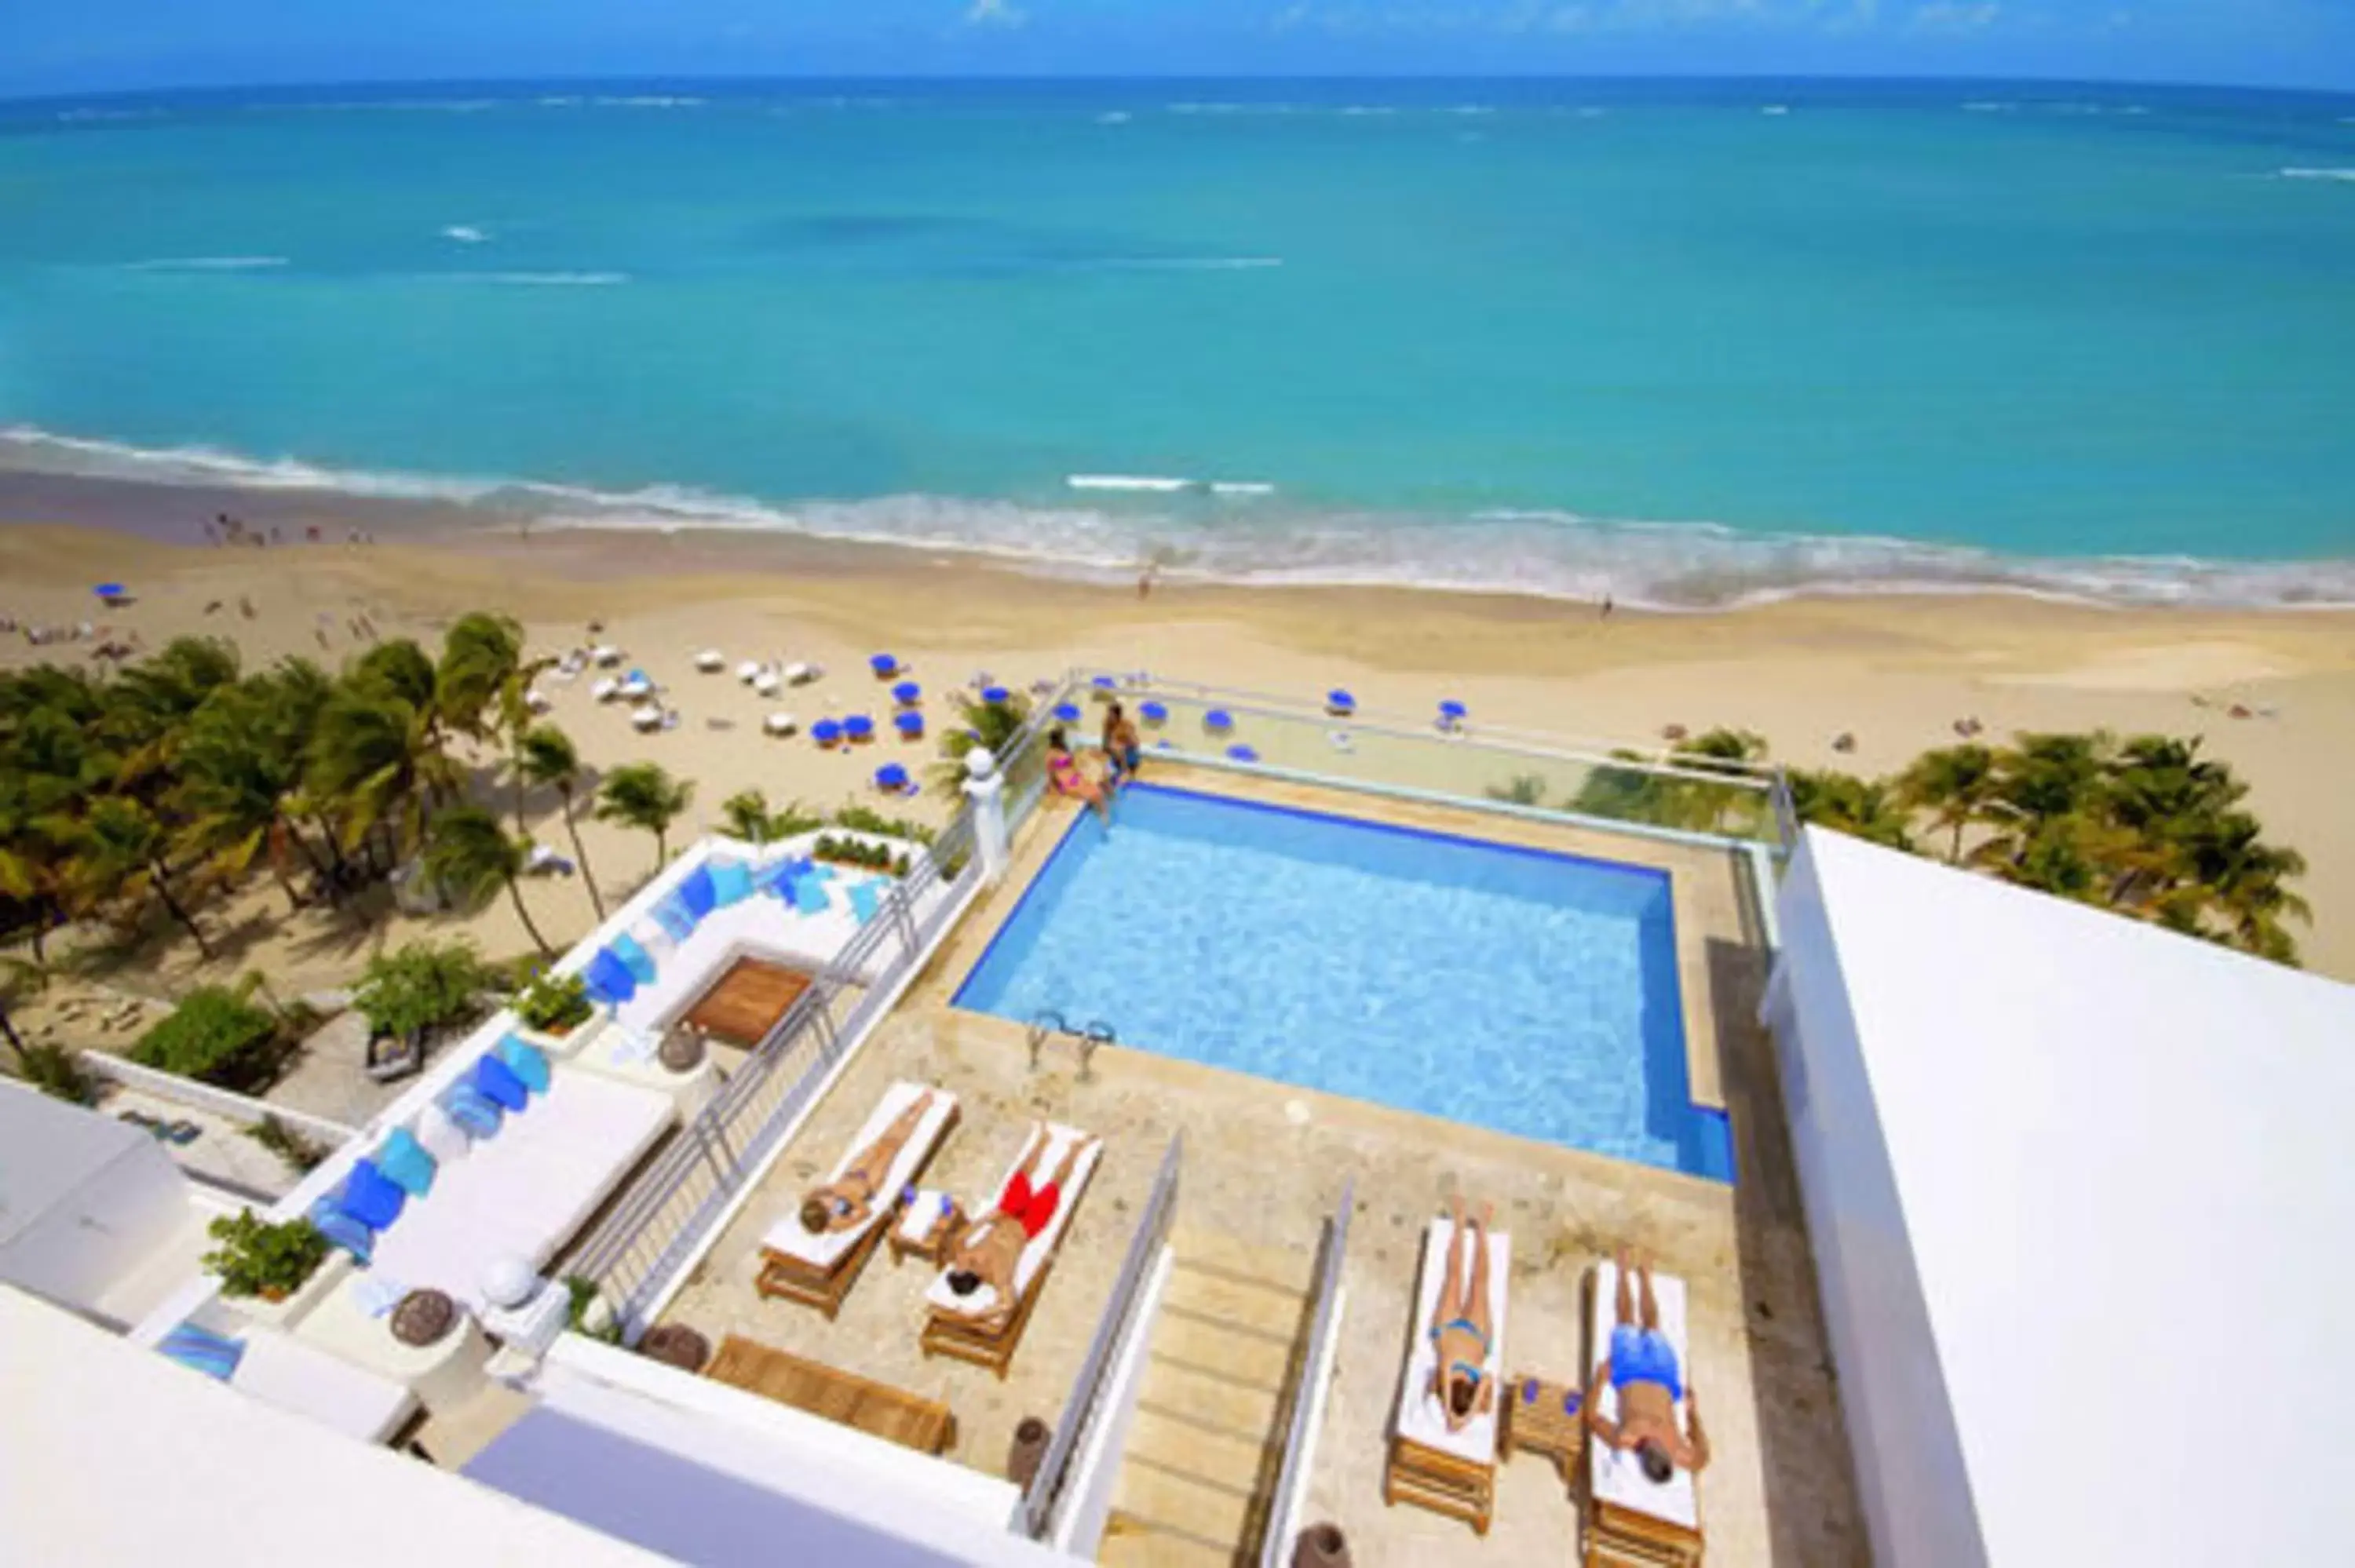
[[921, 1122, 1102, 1378], [695, 648, 724, 673], [592, 644, 623, 667], [736, 659, 762, 684], [1586, 1259, 1703, 1563], [785, 661, 819, 685], [753, 670, 782, 697], [764, 712, 797, 737], [630, 704, 663, 731], [754, 1083, 961, 1318], [590, 676, 619, 703], [1385, 1216, 1510, 1535]]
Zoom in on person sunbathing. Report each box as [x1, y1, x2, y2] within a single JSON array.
[[1428, 1194, 1498, 1433], [1586, 1246, 1711, 1482], [1046, 727, 1110, 822], [798, 1090, 937, 1235], [942, 1126, 1097, 1331]]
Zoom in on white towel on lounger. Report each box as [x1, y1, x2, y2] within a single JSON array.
[[759, 1083, 959, 1271]]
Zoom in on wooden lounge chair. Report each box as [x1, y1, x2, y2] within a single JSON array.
[[1585, 1258, 1704, 1566], [703, 1333, 956, 1456], [755, 1083, 960, 1319], [1384, 1215, 1510, 1536], [918, 1121, 1102, 1380]]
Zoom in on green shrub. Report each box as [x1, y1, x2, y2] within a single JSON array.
[[19, 1042, 94, 1104], [203, 1210, 330, 1299], [564, 1273, 623, 1344], [812, 834, 900, 872], [515, 970, 593, 1034], [244, 1114, 329, 1172], [133, 986, 283, 1091], [830, 804, 937, 846], [354, 939, 492, 1041]]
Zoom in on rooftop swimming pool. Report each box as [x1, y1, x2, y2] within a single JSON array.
[[955, 785, 1732, 1180]]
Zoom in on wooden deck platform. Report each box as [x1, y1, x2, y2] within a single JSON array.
[[684, 957, 812, 1046], [703, 1333, 956, 1455]]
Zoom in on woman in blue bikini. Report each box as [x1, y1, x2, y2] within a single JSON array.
[[1426, 1195, 1497, 1432]]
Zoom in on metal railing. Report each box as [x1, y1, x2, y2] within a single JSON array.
[[1258, 1178, 1355, 1568], [566, 809, 984, 1332], [1015, 1132, 1183, 1541], [1070, 669, 1793, 857]]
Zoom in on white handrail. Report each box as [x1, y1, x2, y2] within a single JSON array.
[[1258, 1178, 1353, 1567]]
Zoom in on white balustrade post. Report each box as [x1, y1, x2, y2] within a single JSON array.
[[963, 747, 1011, 886]]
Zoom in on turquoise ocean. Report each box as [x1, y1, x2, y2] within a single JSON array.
[[2, 78, 2353, 607]]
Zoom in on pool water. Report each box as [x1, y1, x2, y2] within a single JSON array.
[[955, 786, 1732, 1180]]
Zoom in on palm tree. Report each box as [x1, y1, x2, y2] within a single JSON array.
[[177, 683, 327, 913], [1787, 769, 1915, 851], [424, 806, 553, 957], [928, 691, 1034, 799], [2174, 809, 2310, 963], [597, 763, 694, 872], [56, 796, 214, 959], [1895, 743, 1997, 863], [518, 724, 604, 920], [435, 612, 524, 742], [304, 688, 458, 868]]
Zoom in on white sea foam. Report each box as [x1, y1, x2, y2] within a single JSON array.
[[451, 271, 630, 286], [124, 256, 289, 272], [440, 225, 490, 244], [2278, 167, 2355, 182], [56, 107, 164, 122], [1093, 256, 1283, 272], [1761, 105, 1791, 117], [5, 425, 2349, 612], [1096, 111, 1133, 126]]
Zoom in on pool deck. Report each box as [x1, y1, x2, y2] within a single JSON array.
[[653, 767, 1863, 1565]]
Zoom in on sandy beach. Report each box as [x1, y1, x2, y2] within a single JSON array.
[[6, 472, 2355, 990]]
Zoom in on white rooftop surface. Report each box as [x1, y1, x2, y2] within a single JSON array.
[[1783, 827, 2355, 1566], [0, 1084, 152, 1247], [0, 1286, 669, 1568]]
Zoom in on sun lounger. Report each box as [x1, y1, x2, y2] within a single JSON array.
[[1585, 1259, 1703, 1566], [755, 1083, 961, 1318], [920, 1122, 1101, 1380], [1385, 1216, 1510, 1536]]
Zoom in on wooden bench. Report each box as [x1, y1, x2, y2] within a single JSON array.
[[703, 1333, 956, 1456]]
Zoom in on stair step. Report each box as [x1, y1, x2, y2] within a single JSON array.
[[1161, 1262, 1313, 1343], [1111, 1446, 1272, 1560], [1148, 1298, 1302, 1391], [1097, 1509, 1242, 1568], [1135, 1352, 1288, 1437], [1123, 1405, 1282, 1501], [1169, 1224, 1319, 1295]]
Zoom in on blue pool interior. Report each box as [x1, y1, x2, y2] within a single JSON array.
[[954, 785, 1733, 1180]]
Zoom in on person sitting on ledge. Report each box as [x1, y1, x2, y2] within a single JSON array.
[[798, 1090, 937, 1235], [942, 1126, 1098, 1331], [1046, 727, 1111, 823], [1586, 1246, 1711, 1483]]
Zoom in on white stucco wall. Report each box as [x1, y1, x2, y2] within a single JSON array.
[[1052, 1246, 1173, 1558], [0, 1086, 192, 1321], [1769, 827, 2355, 1567], [1762, 837, 1986, 1566]]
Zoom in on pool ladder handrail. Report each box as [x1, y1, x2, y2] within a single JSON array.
[[1024, 1009, 1115, 1082]]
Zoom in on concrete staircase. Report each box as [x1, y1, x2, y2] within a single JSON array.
[[1097, 1227, 1316, 1568]]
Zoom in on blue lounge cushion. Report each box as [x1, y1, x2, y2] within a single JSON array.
[[374, 1127, 436, 1198], [678, 864, 717, 918], [793, 877, 831, 914], [472, 1052, 530, 1112], [337, 1158, 407, 1231], [584, 948, 637, 1006], [848, 881, 881, 924], [496, 1034, 551, 1095], [708, 857, 753, 906], [442, 1084, 502, 1140], [757, 862, 798, 904], [159, 1322, 246, 1381], [608, 932, 658, 987], [307, 1197, 377, 1263], [652, 894, 697, 943]]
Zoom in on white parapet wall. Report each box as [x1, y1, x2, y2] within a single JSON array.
[[1049, 1245, 1175, 1558]]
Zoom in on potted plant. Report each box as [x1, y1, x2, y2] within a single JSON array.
[[514, 970, 593, 1037], [202, 1210, 330, 1302]]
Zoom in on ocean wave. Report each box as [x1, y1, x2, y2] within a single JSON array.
[[440, 225, 490, 244], [56, 107, 165, 122], [2278, 167, 2355, 182], [1096, 111, 1133, 125], [441, 271, 630, 286], [1962, 101, 2018, 112], [1761, 105, 1791, 117], [1089, 257, 1283, 272], [4, 425, 2350, 613], [123, 256, 289, 272]]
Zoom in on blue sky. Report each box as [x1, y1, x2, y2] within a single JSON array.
[[3, 0, 2350, 99]]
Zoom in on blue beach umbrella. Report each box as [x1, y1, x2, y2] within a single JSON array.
[[1327, 688, 1356, 716], [874, 762, 912, 793], [892, 680, 921, 706], [869, 652, 899, 678], [1140, 701, 1168, 725], [1438, 698, 1468, 731], [894, 710, 925, 738], [1053, 702, 1083, 724], [980, 685, 1011, 706], [1204, 709, 1234, 733], [1226, 744, 1261, 763], [1091, 675, 1118, 695], [812, 718, 844, 747], [93, 582, 127, 605], [843, 713, 876, 742]]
